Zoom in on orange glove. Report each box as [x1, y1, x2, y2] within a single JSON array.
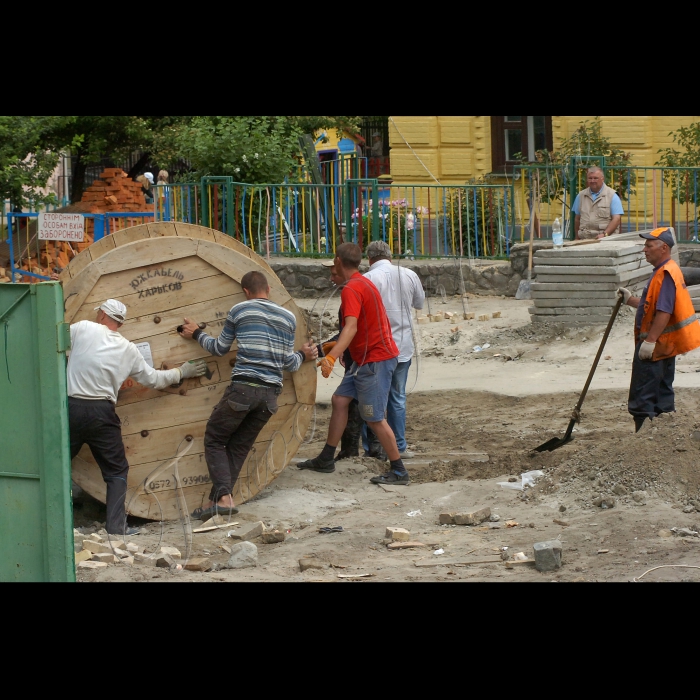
[[317, 355, 336, 378], [321, 341, 337, 356]]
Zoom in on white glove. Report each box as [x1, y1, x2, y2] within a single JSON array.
[[617, 287, 631, 304], [638, 341, 656, 361], [179, 359, 208, 379]]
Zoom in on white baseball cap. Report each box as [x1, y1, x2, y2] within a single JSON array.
[[95, 299, 127, 323], [144, 172, 154, 183]]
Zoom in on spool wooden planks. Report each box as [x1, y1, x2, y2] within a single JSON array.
[[59, 222, 317, 520]]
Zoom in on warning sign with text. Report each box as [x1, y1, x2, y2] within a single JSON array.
[[38, 213, 85, 241]]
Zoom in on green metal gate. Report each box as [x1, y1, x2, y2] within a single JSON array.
[[0, 282, 74, 582]]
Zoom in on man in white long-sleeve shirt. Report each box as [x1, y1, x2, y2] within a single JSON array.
[[363, 240, 425, 458], [68, 298, 207, 535]]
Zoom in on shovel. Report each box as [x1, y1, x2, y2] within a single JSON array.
[[534, 294, 624, 452], [515, 173, 539, 300]]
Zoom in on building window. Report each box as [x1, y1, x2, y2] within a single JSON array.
[[491, 116, 552, 173]]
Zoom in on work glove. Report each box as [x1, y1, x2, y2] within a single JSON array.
[[617, 287, 632, 304], [638, 341, 656, 361], [180, 359, 208, 379], [317, 355, 336, 378], [321, 341, 337, 356]]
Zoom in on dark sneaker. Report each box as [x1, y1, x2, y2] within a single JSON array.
[[370, 471, 410, 485], [335, 448, 359, 461], [297, 456, 336, 473]]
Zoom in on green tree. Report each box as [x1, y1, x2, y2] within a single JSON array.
[[0, 116, 73, 208], [515, 116, 635, 207], [174, 116, 363, 184], [656, 121, 700, 203], [42, 116, 192, 202]]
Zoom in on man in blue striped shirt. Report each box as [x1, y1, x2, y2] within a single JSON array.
[[179, 270, 317, 521]]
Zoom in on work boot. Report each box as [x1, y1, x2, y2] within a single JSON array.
[[297, 456, 336, 473], [366, 425, 387, 461], [336, 399, 362, 461]]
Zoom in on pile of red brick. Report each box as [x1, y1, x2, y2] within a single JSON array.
[[81, 168, 149, 214], [5, 168, 152, 283]]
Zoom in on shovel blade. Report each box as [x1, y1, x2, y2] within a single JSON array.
[[534, 434, 573, 452], [514, 280, 531, 300]]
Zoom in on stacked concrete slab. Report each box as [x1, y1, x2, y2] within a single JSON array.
[[688, 284, 700, 313], [529, 239, 653, 324]]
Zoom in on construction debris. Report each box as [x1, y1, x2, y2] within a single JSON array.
[[533, 540, 562, 572], [227, 521, 265, 542], [385, 527, 410, 542]]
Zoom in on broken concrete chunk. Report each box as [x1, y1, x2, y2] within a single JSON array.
[[91, 552, 118, 564], [632, 490, 648, 504], [113, 548, 130, 558], [261, 530, 286, 544], [158, 546, 181, 559], [417, 316, 430, 325], [492, 311, 501, 318], [464, 312, 475, 320], [299, 557, 325, 572], [184, 557, 212, 572], [133, 552, 153, 563], [104, 539, 126, 551], [385, 527, 410, 541], [453, 507, 491, 526], [227, 521, 265, 542], [226, 542, 258, 569], [612, 484, 628, 496], [78, 560, 108, 569], [156, 553, 177, 568], [657, 529, 673, 538], [439, 512, 455, 525], [121, 555, 134, 566], [126, 543, 140, 553], [82, 540, 116, 555], [87, 533, 104, 543], [74, 549, 93, 565], [533, 540, 562, 572]]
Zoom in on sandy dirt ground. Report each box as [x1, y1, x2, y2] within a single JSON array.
[[74, 293, 700, 583]]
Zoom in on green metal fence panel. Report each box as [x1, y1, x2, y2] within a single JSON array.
[[0, 282, 74, 582]]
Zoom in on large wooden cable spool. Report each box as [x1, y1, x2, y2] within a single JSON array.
[[59, 222, 316, 520]]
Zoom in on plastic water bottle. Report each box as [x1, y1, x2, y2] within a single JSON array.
[[552, 217, 563, 250]]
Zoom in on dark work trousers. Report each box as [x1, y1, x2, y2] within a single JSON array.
[[69, 397, 130, 535], [628, 341, 676, 422], [204, 382, 281, 503]]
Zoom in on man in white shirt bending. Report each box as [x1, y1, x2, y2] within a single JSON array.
[[67, 298, 206, 535], [363, 241, 425, 459]]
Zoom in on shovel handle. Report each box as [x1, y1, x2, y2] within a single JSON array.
[[574, 294, 624, 414]]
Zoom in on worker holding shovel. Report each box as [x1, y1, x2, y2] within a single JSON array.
[[618, 228, 700, 434]]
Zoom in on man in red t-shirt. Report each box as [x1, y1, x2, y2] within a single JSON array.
[[297, 243, 410, 485]]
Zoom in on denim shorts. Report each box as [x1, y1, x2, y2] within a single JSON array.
[[334, 357, 398, 422]]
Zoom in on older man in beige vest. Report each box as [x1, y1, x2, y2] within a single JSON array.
[[572, 167, 624, 240]]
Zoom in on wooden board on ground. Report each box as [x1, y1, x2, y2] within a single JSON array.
[[61, 223, 317, 521]]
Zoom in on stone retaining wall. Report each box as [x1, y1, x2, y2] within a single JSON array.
[[268, 242, 700, 299], [269, 258, 522, 298]]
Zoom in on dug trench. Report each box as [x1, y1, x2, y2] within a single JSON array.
[[75, 387, 700, 583]]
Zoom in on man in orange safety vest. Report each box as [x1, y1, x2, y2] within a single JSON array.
[[617, 227, 700, 434]]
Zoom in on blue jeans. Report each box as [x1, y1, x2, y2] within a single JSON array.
[[335, 357, 398, 422], [362, 359, 411, 453]]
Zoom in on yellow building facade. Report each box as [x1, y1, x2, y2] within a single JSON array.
[[387, 116, 700, 184]]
